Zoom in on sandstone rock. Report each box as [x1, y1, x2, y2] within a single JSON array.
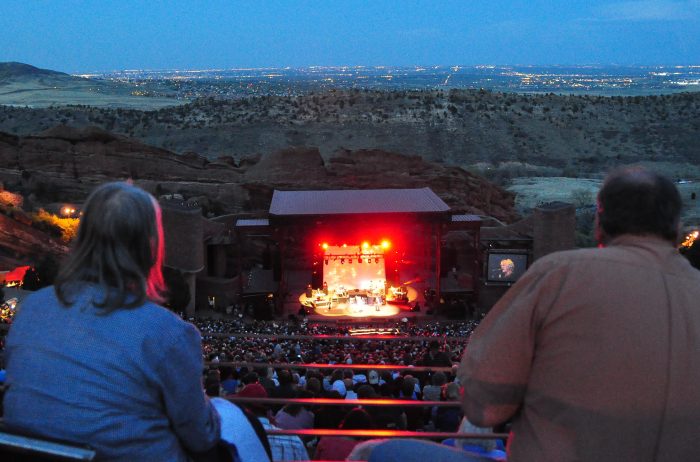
[[0, 127, 518, 234], [0, 212, 69, 269]]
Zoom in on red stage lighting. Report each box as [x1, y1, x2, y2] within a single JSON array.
[[322, 242, 329, 250], [362, 241, 370, 249], [381, 240, 391, 250]]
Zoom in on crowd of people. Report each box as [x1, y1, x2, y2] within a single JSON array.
[[3, 167, 699, 461], [192, 316, 491, 460], [192, 317, 479, 369], [192, 316, 479, 338], [200, 340, 478, 461]]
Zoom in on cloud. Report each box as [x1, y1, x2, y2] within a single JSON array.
[[593, 0, 699, 21]]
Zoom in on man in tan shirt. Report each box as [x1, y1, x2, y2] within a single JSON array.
[[459, 166, 700, 461]]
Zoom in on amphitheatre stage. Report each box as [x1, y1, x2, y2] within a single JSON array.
[[297, 284, 421, 319], [237, 188, 483, 322]]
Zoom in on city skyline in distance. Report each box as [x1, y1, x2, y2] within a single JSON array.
[[1, 0, 699, 73], [89, 64, 700, 98]]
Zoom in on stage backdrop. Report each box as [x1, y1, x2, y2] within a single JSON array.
[[323, 245, 386, 291]]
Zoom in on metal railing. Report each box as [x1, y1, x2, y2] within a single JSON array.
[[228, 397, 460, 408], [206, 361, 454, 372], [201, 332, 470, 341], [228, 396, 508, 443]]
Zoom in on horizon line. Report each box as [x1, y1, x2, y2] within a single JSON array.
[[67, 63, 700, 74]]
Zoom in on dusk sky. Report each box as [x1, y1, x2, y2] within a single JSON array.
[[1, 0, 699, 73]]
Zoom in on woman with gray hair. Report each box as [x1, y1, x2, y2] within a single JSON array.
[[2, 182, 235, 461]]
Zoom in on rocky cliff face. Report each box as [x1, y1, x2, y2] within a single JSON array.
[[0, 212, 69, 269], [0, 125, 518, 263]]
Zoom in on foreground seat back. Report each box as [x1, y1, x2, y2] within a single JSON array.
[[0, 428, 96, 461]]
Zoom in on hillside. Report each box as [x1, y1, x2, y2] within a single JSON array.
[[0, 62, 69, 81], [0, 61, 183, 109], [1, 89, 698, 180]]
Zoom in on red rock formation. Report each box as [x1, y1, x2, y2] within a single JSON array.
[[0, 126, 518, 221], [0, 212, 69, 269]]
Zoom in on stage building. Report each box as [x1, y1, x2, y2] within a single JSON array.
[[164, 188, 574, 319], [236, 188, 483, 320]]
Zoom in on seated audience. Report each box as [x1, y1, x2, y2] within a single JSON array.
[[313, 390, 348, 429], [2, 183, 225, 460], [400, 376, 424, 430], [423, 371, 447, 402], [274, 390, 315, 430], [204, 368, 222, 397], [238, 382, 309, 461], [435, 383, 463, 432], [220, 367, 239, 395], [314, 407, 376, 460]]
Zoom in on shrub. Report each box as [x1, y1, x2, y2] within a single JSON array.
[[33, 209, 80, 243]]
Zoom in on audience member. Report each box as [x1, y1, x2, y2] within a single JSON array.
[[220, 367, 239, 395], [314, 407, 375, 460], [238, 382, 309, 461], [313, 390, 348, 429], [421, 340, 452, 368], [459, 166, 700, 461], [204, 368, 222, 397], [423, 371, 446, 401], [400, 376, 424, 430], [274, 390, 315, 430], [435, 383, 463, 432], [2, 182, 225, 460]]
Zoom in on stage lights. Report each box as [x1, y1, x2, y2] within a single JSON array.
[[322, 242, 329, 250], [381, 240, 391, 250], [362, 241, 370, 250]]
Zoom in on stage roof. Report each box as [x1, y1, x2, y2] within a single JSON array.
[[236, 218, 270, 227], [451, 214, 482, 223], [269, 188, 450, 216]]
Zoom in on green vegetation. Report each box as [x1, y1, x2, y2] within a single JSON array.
[[1, 89, 697, 181]]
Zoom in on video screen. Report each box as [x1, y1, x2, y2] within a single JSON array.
[[487, 252, 528, 283]]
